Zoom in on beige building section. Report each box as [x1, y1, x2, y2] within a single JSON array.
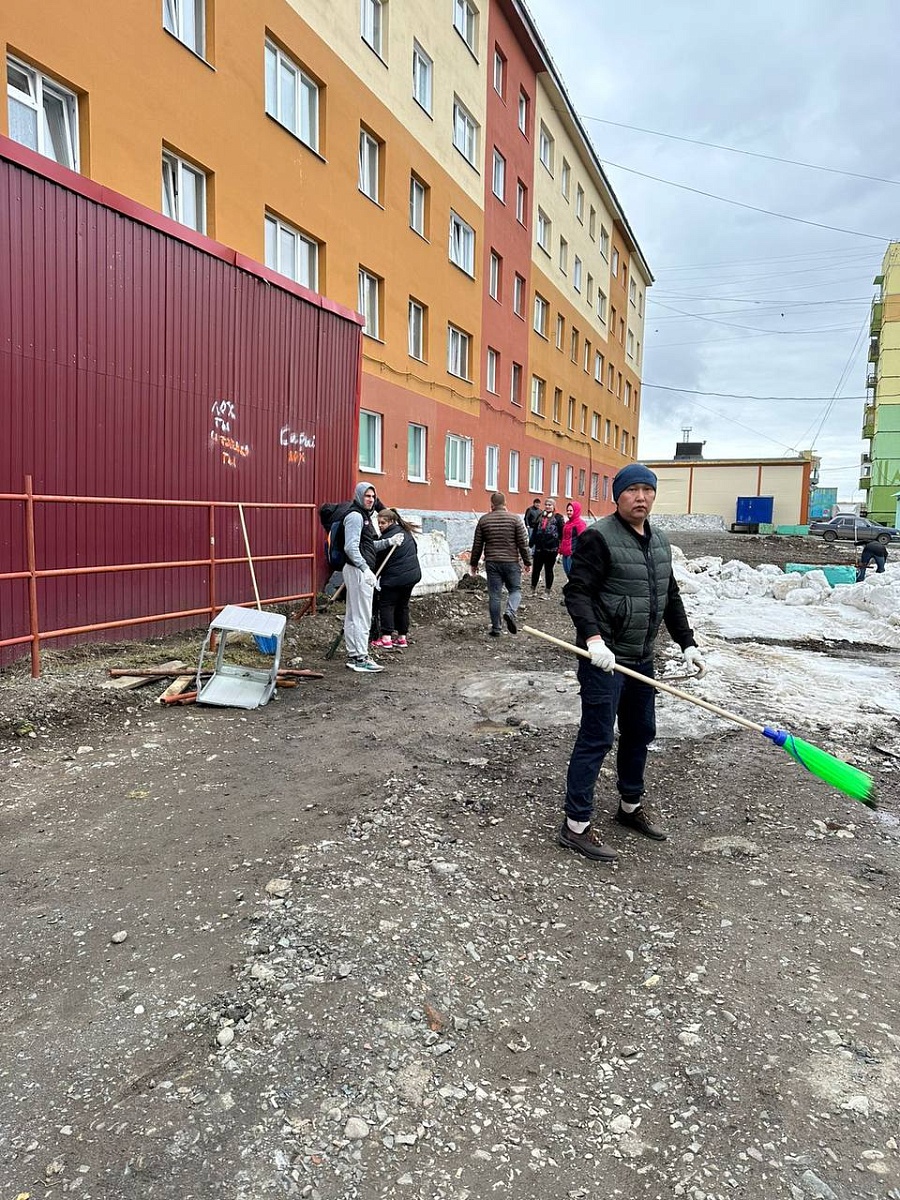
[[649, 460, 812, 526]]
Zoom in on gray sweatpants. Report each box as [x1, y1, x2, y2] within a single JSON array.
[[342, 564, 376, 659]]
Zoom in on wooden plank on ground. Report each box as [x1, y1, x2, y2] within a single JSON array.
[[156, 674, 194, 704], [102, 660, 187, 690]]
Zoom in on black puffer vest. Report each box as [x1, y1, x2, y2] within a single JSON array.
[[379, 525, 422, 589], [590, 515, 672, 662], [346, 503, 378, 569]]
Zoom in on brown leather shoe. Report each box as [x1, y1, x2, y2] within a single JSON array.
[[615, 804, 667, 841], [558, 820, 618, 862]]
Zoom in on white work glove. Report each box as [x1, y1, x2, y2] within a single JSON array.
[[683, 646, 707, 678], [362, 569, 380, 591], [389, 533, 405, 548], [587, 635, 615, 672]]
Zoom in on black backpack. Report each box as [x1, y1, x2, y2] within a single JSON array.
[[318, 501, 354, 569]]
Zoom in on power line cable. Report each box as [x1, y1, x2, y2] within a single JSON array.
[[582, 115, 900, 187], [599, 158, 895, 241], [642, 383, 866, 401], [657, 246, 875, 272], [651, 299, 863, 335]]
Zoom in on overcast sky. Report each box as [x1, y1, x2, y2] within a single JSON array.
[[525, 0, 899, 499]]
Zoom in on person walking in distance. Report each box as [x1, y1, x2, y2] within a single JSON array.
[[560, 501, 587, 578], [470, 492, 532, 637], [856, 538, 888, 583], [558, 464, 708, 861], [371, 509, 422, 650], [529, 498, 564, 599], [524, 497, 543, 537], [341, 482, 404, 673]]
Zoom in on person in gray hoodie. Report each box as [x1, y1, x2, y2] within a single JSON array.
[[342, 481, 403, 673]]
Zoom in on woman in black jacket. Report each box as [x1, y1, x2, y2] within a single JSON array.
[[371, 510, 422, 649], [529, 499, 565, 599]]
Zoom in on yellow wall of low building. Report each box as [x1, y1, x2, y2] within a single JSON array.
[[648, 462, 807, 524]]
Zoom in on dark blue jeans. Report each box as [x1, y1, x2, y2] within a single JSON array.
[[485, 560, 522, 630], [564, 657, 656, 822]]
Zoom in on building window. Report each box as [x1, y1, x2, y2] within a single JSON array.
[[518, 89, 529, 135], [163, 0, 205, 55], [561, 157, 570, 199], [573, 255, 582, 293], [265, 41, 319, 150], [598, 289, 607, 323], [493, 47, 506, 96], [408, 423, 427, 482], [583, 339, 591, 372], [617, 370, 623, 396], [575, 184, 584, 222], [453, 0, 478, 52], [620, 429, 629, 454], [409, 173, 428, 236], [358, 269, 381, 338], [604, 418, 611, 443], [549, 462, 559, 497], [536, 209, 551, 252], [636, 340, 641, 366], [511, 362, 522, 405], [264, 213, 318, 289], [359, 409, 382, 472], [361, 0, 385, 57], [611, 247, 619, 276], [447, 324, 471, 379], [589, 206, 596, 239], [359, 128, 380, 202], [489, 250, 502, 300], [533, 293, 549, 337], [594, 350, 603, 383], [486, 443, 500, 490], [638, 291, 643, 317], [528, 456, 544, 493], [580, 403, 588, 434], [607, 363, 615, 391], [578, 468, 586, 496], [486, 347, 499, 393], [449, 211, 476, 276], [412, 40, 433, 112], [162, 150, 206, 232], [552, 387, 562, 424], [491, 148, 506, 201], [591, 412, 599, 441], [629, 276, 637, 305], [570, 327, 579, 362], [590, 472, 599, 501], [627, 329, 635, 359], [624, 380, 632, 407], [556, 314, 565, 350], [408, 298, 426, 360], [559, 237, 568, 275], [565, 465, 573, 497], [587, 273, 594, 307], [509, 449, 520, 492], [452, 97, 478, 166], [445, 432, 473, 487], [530, 375, 545, 417], [567, 397, 576, 430], [513, 274, 525, 317], [600, 225, 610, 260], [602, 474, 610, 501], [7, 56, 79, 171], [538, 122, 554, 173], [516, 179, 527, 225]]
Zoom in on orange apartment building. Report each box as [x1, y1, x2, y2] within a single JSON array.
[[2, 0, 651, 525]]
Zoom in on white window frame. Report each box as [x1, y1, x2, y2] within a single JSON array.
[[594, 351, 603, 383], [510, 362, 522, 405], [538, 122, 554, 173], [591, 412, 599, 441], [358, 268, 381, 338], [447, 324, 471, 380], [556, 314, 565, 350], [621, 429, 629, 454], [573, 255, 583, 293], [7, 56, 79, 171], [449, 210, 476, 276], [587, 273, 594, 307], [508, 449, 520, 493], [589, 207, 596, 239], [493, 48, 506, 96], [408, 423, 427, 482], [530, 375, 545, 417], [486, 347, 499, 393], [492, 148, 506, 201], [265, 41, 319, 150], [361, 0, 384, 57], [163, 0, 205, 56], [412, 40, 432, 112], [358, 128, 380, 202], [528, 456, 544, 494], [516, 179, 526, 224], [533, 294, 548, 337], [575, 184, 584, 222], [597, 289, 608, 323], [517, 89, 528, 134], [565, 465, 574, 498], [559, 237, 568, 275], [445, 432, 473, 487], [591, 472, 600, 502], [485, 444, 500, 490], [452, 97, 478, 166], [549, 462, 559, 498], [600, 225, 610, 260], [489, 250, 501, 300], [611, 247, 619, 276], [627, 329, 635, 359], [264, 213, 318, 290], [453, 0, 477, 52], [629, 276, 637, 305], [624, 380, 632, 408], [359, 408, 383, 473], [513, 274, 525, 317], [604, 418, 611, 444], [561, 157, 570, 199], [408, 298, 426, 360], [536, 208, 551, 252], [162, 150, 206, 233], [409, 174, 426, 236]]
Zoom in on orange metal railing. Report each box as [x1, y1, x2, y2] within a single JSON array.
[[0, 476, 317, 677]]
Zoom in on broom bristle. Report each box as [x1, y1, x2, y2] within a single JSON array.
[[780, 734, 877, 808]]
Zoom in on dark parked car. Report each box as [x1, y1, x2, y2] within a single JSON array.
[[808, 515, 899, 545]]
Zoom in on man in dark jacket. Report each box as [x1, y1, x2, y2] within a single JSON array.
[[558, 464, 708, 861], [342, 482, 403, 673], [524, 498, 543, 535], [856, 538, 888, 582], [470, 492, 532, 636], [529, 498, 565, 599]]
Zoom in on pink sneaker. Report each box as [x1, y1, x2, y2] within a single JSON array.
[[394, 635, 408, 649], [371, 635, 394, 650]]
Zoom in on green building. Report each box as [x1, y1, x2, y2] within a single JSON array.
[[863, 243, 900, 525]]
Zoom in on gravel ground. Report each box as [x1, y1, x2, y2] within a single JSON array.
[[2, 531, 899, 1200]]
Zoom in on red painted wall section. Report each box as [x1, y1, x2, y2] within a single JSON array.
[[0, 145, 360, 656]]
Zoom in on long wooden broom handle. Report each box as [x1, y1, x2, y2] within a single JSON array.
[[328, 541, 399, 605], [521, 624, 765, 735], [237, 503, 263, 612]]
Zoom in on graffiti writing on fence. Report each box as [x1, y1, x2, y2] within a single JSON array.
[[210, 400, 251, 469], [280, 425, 316, 467]]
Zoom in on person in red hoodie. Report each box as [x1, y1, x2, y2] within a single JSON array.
[[560, 501, 587, 578]]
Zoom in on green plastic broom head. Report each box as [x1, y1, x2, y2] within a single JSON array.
[[763, 728, 877, 809]]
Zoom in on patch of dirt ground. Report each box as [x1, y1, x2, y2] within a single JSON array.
[[2, 532, 899, 1200]]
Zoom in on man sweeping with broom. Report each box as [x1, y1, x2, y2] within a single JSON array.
[[558, 464, 707, 862]]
